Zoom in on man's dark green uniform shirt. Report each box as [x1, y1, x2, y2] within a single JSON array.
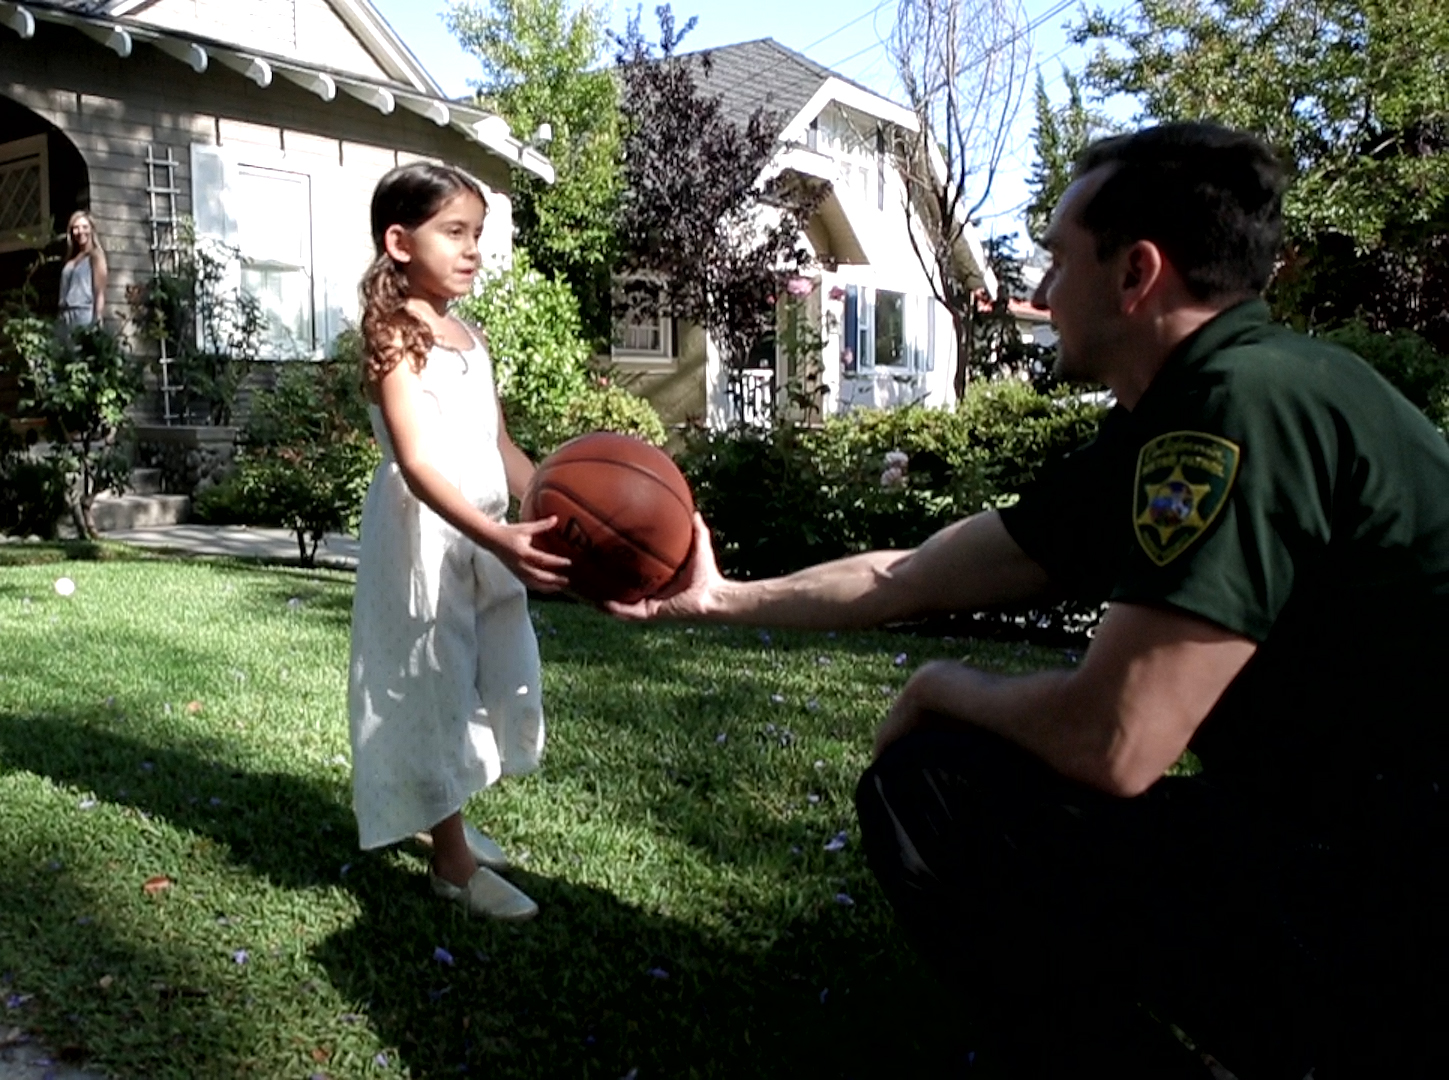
[[1000, 300, 1449, 826]]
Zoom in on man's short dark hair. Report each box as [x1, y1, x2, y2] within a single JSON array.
[[1073, 122, 1288, 301]]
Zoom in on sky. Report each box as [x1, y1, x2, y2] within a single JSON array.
[[367, 0, 1130, 241]]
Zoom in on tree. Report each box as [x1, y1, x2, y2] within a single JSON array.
[[447, 0, 622, 343], [611, 6, 822, 418], [1072, 0, 1449, 348], [972, 233, 1054, 386], [1025, 67, 1116, 242], [889, 0, 1033, 398]]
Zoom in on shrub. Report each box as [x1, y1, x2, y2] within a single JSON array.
[[0, 427, 69, 538], [455, 253, 665, 456], [1323, 320, 1449, 431], [224, 358, 378, 564], [678, 383, 1105, 584]]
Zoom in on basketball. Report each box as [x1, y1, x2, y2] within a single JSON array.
[[521, 432, 696, 605]]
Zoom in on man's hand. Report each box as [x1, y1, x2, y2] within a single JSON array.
[[606, 513, 720, 620]]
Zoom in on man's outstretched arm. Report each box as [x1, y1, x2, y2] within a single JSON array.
[[611, 510, 1051, 631], [879, 602, 1259, 796]]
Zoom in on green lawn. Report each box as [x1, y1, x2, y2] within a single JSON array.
[[0, 547, 1067, 1078]]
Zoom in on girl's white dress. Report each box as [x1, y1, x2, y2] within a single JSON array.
[[348, 336, 544, 851]]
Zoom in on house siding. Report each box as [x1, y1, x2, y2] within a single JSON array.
[[126, 0, 389, 80], [1, 19, 513, 419]]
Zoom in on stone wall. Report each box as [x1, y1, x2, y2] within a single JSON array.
[[134, 425, 238, 496]]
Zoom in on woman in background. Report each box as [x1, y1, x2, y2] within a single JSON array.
[[57, 210, 107, 334]]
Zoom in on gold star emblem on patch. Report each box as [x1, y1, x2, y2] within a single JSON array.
[[1132, 431, 1241, 566]]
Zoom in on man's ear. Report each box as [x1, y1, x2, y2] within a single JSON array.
[[383, 224, 412, 265], [1118, 239, 1167, 315]]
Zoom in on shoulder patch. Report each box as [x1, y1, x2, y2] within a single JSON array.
[[1133, 431, 1241, 566]]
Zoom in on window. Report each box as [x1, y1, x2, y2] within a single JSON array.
[[843, 287, 937, 373], [0, 135, 49, 253], [190, 144, 317, 359], [611, 283, 673, 359]]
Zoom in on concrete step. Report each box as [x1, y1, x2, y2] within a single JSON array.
[[91, 494, 191, 532]]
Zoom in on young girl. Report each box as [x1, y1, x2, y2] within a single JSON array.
[[58, 210, 108, 333], [348, 163, 569, 921]]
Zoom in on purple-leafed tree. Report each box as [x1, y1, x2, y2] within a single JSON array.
[[612, 5, 823, 423]]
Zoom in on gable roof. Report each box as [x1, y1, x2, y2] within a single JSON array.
[[682, 38, 904, 135]]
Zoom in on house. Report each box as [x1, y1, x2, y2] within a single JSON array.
[[608, 38, 996, 430], [1, 0, 551, 422]]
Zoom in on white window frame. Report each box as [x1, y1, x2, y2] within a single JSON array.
[[190, 143, 320, 361], [849, 286, 935, 374], [611, 280, 674, 362], [0, 135, 50, 254]]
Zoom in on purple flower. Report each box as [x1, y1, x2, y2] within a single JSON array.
[[5, 993, 32, 1009], [232, 949, 248, 964], [893, 653, 908, 666], [433, 946, 455, 966], [646, 967, 669, 980], [824, 832, 848, 852], [374, 1052, 389, 1068], [834, 892, 856, 907]]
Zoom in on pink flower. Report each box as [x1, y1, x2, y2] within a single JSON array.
[[828, 285, 846, 302], [786, 276, 815, 298]]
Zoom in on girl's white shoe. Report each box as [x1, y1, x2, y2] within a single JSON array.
[[429, 865, 538, 921], [462, 822, 510, 870]]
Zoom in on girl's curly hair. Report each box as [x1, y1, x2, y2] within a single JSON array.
[[359, 163, 486, 383]]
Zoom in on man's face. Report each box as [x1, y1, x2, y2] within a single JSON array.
[[1032, 168, 1124, 383]]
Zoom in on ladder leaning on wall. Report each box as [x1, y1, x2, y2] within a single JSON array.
[[145, 145, 183, 425]]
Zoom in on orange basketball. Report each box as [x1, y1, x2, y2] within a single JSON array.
[[521, 432, 695, 605]]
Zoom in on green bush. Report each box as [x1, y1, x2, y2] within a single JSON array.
[[221, 358, 378, 563], [559, 380, 667, 446], [0, 428, 69, 538], [234, 435, 379, 563], [1323, 320, 1449, 430], [455, 253, 665, 457], [677, 382, 1106, 585]]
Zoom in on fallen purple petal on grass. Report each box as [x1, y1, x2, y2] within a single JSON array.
[[714, 733, 727, 744], [5, 993, 32, 1009], [232, 950, 248, 964], [834, 892, 856, 907], [433, 947, 455, 966], [769, 693, 784, 704], [141, 761, 154, 772], [78, 798, 96, 810], [893, 653, 909, 666], [789, 845, 802, 855], [209, 797, 221, 806], [620, 1069, 639, 1080], [819, 988, 829, 1004], [646, 967, 669, 979], [75, 916, 92, 926], [340, 863, 352, 878], [806, 698, 820, 711], [824, 832, 848, 852], [374, 1053, 389, 1067], [806, 793, 821, 804]]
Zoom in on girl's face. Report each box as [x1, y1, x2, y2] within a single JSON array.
[[384, 190, 486, 302], [70, 216, 94, 251]]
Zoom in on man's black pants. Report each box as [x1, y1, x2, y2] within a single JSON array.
[[855, 728, 1449, 1079]]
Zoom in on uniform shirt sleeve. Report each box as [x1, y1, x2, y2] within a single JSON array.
[[1109, 374, 1338, 641], [998, 407, 1135, 601]]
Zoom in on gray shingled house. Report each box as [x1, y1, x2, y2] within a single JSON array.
[[610, 38, 994, 429]]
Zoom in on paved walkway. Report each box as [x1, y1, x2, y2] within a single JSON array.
[[100, 525, 359, 569], [0, 1029, 101, 1079]]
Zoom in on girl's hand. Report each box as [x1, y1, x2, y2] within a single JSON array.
[[481, 516, 572, 593]]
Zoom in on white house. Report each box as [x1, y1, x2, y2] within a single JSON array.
[[1, 0, 551, 421], [609, 38, 996, 430]]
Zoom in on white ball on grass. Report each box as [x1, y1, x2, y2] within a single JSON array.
[[54, 577, 76, 597]]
